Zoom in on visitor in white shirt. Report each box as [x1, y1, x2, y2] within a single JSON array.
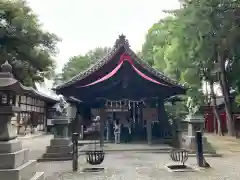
[[114, 120, 121, 144]]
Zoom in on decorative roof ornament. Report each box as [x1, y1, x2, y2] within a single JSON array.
[[114, 34, 130, 49], [1, 60, 12, 73]]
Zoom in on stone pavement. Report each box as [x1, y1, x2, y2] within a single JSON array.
[[205, 133, 240, 154], [20, 133, 53, 160], [20, 134, 240, 180], [18, 131, 47, 140], [79, 142, 172, 152], [40, 152, 240, 180]]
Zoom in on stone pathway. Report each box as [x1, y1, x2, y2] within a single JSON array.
[[20, 134, 240, 179], [21, 134, 53, 160], [205, 133, 240, 154], [18, 131, 47, 140], [40, 152, 240, 180], [79, 142, 172, 153]]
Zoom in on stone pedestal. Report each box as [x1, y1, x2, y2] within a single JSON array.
[[0, 107, 44, 180], [181, 115, 216, 154], [0, 139, 44, 180], [39, 117, 72, 161]]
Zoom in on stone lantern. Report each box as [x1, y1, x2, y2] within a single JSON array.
[[39, 96, 73, 161], [0, 61, 44, 180], [181, 114, 216, 154]]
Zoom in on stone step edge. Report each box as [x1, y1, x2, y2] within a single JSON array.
[[79, 151, 221, 158], [29, 172, 44, 180], [78, 149, 221, 157], [80, 148, 172, 152], [134, 151, 222, 157], [37, 156, 72, 162]]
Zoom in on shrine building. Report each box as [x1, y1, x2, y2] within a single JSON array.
[[55, 35, 186, 144]]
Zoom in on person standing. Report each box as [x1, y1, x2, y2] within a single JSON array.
[[114, 120, 121, 144], [127, 119, 132, 142]]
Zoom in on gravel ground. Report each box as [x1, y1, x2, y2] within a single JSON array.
[[21, 135, 240, 180]]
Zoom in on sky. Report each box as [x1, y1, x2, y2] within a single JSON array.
[[27, 0, 180, 73]]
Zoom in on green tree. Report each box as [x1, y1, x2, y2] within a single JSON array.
[[0, 0, 60, 86], [172, 0, 240, 136], [59, 47, 111, 82], [142, 0, 240, 136], [61, 55, 90, 81]]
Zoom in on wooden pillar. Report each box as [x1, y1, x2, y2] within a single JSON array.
[[147, 119, 152, 145], [147, 118, 152, 145], [107, 119, 111, 141], [143, 108, 152, 145], [78, 115, 84, 139], [157, 100, 171, 139], [99, 108, 106, 147]]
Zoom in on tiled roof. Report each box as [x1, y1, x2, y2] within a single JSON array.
[[55, 35, 186, 90], [0, 61, 58, 102]]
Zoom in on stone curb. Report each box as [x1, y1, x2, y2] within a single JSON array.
[[18, 133, 51, 140], [140, 151, 222, 157], [77, 148, 222, 158]]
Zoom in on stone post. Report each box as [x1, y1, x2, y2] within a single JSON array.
[[181, 115, 216, 154], [0, 61, 44, 180]]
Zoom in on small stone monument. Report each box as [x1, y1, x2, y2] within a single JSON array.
[[40, 96, 73, 161], [181, 97, 216, 154], [0, 61, 44, 180]]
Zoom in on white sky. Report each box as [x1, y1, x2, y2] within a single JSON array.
[[27, 0, 180, 73]]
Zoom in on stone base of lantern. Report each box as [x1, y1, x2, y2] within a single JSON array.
[[39, 138, 73, 162], [181, 135, 216, 154], [181, 115, 216, 154], [0, 139, 44, 180]]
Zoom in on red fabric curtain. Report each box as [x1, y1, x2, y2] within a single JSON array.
[[79, 53, 170, 88], [80, 61, 124, 87], [131, 64, 169, 87]]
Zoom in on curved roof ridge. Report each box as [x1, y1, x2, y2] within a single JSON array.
[[126, 48, 185, 88], [55, 45, 122, 89], [55, 35, 186, 90]]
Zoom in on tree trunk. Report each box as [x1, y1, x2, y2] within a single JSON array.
[[205, 81, 209, 105], [218, 54, 234, 136], [209, 79, 223, 135]]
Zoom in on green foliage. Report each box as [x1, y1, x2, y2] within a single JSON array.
[[58, 47, 111, 83], [142, 0, 240, 123], [61, 55, 90, 81], [235, 95, 240, 107], [0, 0, 60, 86], [165, 98, 188, 120]]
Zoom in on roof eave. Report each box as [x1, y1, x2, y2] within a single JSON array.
[[55, 45, 124, 90]]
